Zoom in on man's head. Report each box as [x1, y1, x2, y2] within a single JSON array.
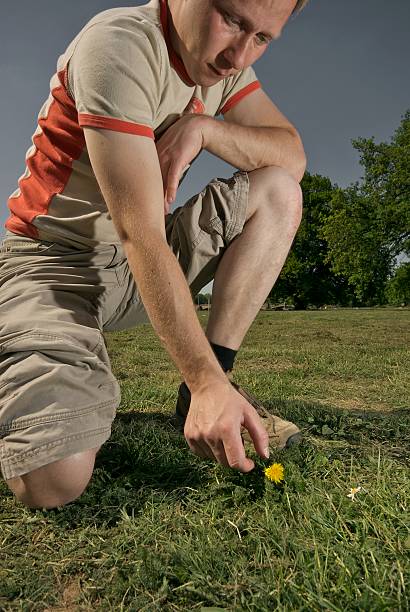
[[168, 0, 308, 86]]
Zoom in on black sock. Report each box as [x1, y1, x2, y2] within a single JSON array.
[[209, 341, 237, 373], [179, 342, 238, 396]]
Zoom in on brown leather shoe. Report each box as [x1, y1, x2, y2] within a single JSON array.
[[229, 379, 302, 450], [175, 373, 302, 450]]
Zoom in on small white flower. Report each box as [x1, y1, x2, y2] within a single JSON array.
[[347, 486, 362, 501]]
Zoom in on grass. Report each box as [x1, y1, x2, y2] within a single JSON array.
[[0, 308, 409, 611]]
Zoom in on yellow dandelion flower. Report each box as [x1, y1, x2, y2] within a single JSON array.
[[264, 462, 284, 484]]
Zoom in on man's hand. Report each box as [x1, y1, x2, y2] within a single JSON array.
[[155, 114, 206, 214], [184, 380, 270, 472]]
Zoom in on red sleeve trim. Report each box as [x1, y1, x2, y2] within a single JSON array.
[[79, 114, 154, 139], [220, 81, 261, 115]]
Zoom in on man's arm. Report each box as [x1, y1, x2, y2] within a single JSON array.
[[84, 128, 222, 393], [157, 88, 307, 206], [201, 120, 305, 183], [204, 88, 307, 183], [83, 127, 269, 471]]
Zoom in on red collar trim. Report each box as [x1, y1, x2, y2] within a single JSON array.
[[159, 0, 195, 87]]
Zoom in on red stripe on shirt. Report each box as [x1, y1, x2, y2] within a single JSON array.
[[6, 68, 86, 238], [220, 81, 261, 115], [79, 114, 154, 138], [159, 0, 195, 87]]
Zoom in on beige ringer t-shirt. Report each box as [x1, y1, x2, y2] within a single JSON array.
[[5, 0, 261, 248]]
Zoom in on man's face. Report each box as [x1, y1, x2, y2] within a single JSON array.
[[169, 0, 297, 86]]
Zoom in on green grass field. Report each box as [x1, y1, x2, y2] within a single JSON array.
[[1, 308, 409, 611]]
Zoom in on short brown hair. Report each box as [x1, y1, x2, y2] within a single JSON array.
[[292, 0, 309, 15]]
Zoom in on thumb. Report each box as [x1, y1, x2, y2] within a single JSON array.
[[166, 160, 182, 205], [242, 405, 270, 460], [163, 195, 170, 215]]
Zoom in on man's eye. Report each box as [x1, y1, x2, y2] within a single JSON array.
[[256, 34, 269, 46], [222, 12, 269, 45], [223, 13, 240, 28]]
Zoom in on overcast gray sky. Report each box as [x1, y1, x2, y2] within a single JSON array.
[[1, 0, 409, 294]]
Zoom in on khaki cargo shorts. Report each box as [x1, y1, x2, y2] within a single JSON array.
[[0, 171, 249, 479]]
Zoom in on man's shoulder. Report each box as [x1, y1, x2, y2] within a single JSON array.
[[63, 2, 166, 73], [79, 3, 163, 41], [88, 2, 160, 28]]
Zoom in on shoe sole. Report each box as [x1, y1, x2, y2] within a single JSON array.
[[285, 432, 303, 448]]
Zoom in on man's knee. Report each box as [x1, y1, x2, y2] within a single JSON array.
[[247, 166, 303, 228], [6, 447, 99, 510]]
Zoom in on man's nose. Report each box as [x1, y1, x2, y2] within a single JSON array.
[[223, 35, 253, 71]]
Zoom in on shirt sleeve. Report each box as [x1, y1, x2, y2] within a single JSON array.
[[217, 66, 261, 116], [67, 20, 164, 138]]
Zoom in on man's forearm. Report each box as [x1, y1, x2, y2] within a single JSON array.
[[201, 116, 306, 183], [122, 233, 226, 393]]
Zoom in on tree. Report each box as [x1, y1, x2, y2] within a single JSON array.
[[385, 263, 410, 305], [321, 185, 392, 303], [322, 109, 410, 303]]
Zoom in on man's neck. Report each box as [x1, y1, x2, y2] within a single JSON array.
[[166, 0, 183, 59]]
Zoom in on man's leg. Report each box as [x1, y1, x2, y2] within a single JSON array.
[[168, 165, 303, 447], [6, 448, 99, 509], [205, 165, 302, 349], [0, 237, 122, 509]]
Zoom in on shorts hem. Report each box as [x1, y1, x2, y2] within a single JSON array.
[[0, 426, 112, 480], [0, 395, 119, 434]]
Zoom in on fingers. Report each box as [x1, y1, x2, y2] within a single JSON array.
[[155, 113, 202, 206], [159, 160, 179, 213], [163, 195, 171, 216], [183, 382, 266, 473], [242, 406, 270, 460], [221, 433, 255, 472], [185, 423, 255, 473], [160, 162, 174, 214], [185, 435, 214, 461], [160, 152, 191, 209]]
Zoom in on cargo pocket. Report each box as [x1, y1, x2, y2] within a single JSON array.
[[0, 237, 56, 256]]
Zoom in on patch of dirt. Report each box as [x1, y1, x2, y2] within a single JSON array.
[[44, 577, 83, 612], [311, 397, 392, 412], [298, 330, 342, 342]]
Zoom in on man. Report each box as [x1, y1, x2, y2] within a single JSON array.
[[0, 0, 308, 509]]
